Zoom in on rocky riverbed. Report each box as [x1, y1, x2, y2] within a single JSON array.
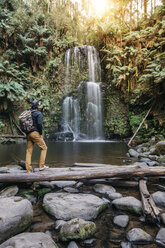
[[0, 137, 165, 248]]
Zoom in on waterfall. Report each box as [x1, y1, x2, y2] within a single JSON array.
[[61, 45, 104, 141]]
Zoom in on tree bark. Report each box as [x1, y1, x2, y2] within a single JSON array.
[[139, 179, 160, 223], [0, 165, 165, 183]]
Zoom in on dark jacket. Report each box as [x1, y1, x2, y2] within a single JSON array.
[[31, 109, 43, 135]]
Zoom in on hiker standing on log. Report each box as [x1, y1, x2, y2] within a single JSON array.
[[25, 100, 48, 172]]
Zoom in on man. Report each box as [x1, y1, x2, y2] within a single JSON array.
[[25, 100, 48, 172]]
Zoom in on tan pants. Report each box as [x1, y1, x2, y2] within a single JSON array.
[[25, 131, 47, 172]]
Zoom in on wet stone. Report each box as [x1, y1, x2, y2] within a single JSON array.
[[155, 228, 165, 247], [108, 192, 122, 200], [140, 157, 151, 163], [80, 238, 96, 246], [0, 232, 59, 248], [0, 185, 19, 198], [128, 149, 139, 158], [67, 241, 79, 248], [113, 215, 129, 228], [152, 191, 165, 208], [126, 228, 153, 244], [121, 241, 132, 248], [93, 184, 116, 195], [60, 218, 96, 241], [112, 196, 142, 215]]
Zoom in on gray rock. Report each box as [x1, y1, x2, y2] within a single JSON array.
[[64, 187, 79, 193], [39, 181, 77, 189], [155, 228, 165, 247], [80, 238, 96, 246], [102, 197, 110, 203], [43, 193, 107, 221], [126, 228, 153, 244], [132, 162, 148, 168], [121, 241, 132, 248], [147, 161, 159, 166], [0, 232, 58, 248], [93, 184, 116, 195], [67, 241, 79, 248], [0, 167, 8, 173], [0, 197, 33, 243], [54, 220, 67, 230], [140, 157, 151, 163], [161, 213, 165, 225], [152, 191, 165, 208], [155, 141, 165, 155], [108, 192, 122, 200], [128, 149, 139, 158], [0, 185, 19, 198], [112, 196, 142, 215], [75, 182, 83, 188], [113, 215, 129, 228], [60, 218, 96, 241]]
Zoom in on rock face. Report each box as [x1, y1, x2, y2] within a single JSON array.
[[155, 228, 165, 247], [0, 197, 33, 244], [60, 218, 96, 241], [155, 141, 165, 155], [126, 228, 153, 244], [93, 184, 116, 195], [152, 191, 165, 208], [0, 232, 58, 248], [112, 196, 142, 215], [113, 215, 129, 228], [43, 193, 107, 221]]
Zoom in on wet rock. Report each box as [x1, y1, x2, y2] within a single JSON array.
[[152, 191, 165, 208], [0, 197, 33, 243], [0, 167, 8, 173], [93, 184, 116, 195], [102, 197, 110, 203], [147, 161, 159, 166], [108, 192, 122, 200], [60, 218, 96, 241], [54, 220, 67, 230], [140, 157, 151, 163], [43, 193, 107, 221], [126, 228, 153, 244], [121, 241, 132, 248], [67, 241, 79, 248], [156, 228, 165, 247], [39, 181, 77, 189], [80, 238, 96, 246], [155, 141, 165, 155], [64, 187, 79, 193], [132, 162, 148, 168], [0, 232, 58, 248], [0, 185, 19, 198], [112, 196, 142, 215], [128, 149, 139, 158], [161, 213, 165, 225], [113, 215, 129, 228]]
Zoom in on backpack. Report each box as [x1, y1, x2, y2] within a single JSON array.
[[19, 110, 34, 134]]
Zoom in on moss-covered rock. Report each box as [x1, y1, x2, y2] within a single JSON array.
[[60, 218, 96, 241]]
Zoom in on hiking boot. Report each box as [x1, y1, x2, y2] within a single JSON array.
[[39, 165, 49, 171]]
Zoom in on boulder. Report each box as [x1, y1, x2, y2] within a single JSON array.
[[108, 192, 122, 200], [128, 149, 139, 158], [113, 215, 129, 228], [93, 184, 116, 195], [152, 191, 165, 208], [126, 228, 153, 244], [43, 193, 107, 221], [60, 218, 96, 241], [112, 196, 142, 215], [155, 141, 165, 155], [155, 228, 165, 247], [0, 197, 33, 243], [0, 185, 19, 198], [0, 232, 58, 248]]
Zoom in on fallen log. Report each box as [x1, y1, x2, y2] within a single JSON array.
[[0, 165, 165, 183], [0, 135, 26, 139], [139, 179, 160, 223]]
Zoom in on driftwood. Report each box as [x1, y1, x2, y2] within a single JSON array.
[[139, 179, 160, 223], [0, 165, 165, 183], [0, 135, 26, 139]]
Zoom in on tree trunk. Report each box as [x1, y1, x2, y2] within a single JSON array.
[[0, 165, 165, 183]]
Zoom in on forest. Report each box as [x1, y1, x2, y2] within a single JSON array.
[[0, 0, 165, 140]]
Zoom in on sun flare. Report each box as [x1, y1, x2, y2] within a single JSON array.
[[92, 0, 108, 16]]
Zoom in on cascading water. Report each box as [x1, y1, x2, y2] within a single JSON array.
[[61, 45, 104, 141]]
